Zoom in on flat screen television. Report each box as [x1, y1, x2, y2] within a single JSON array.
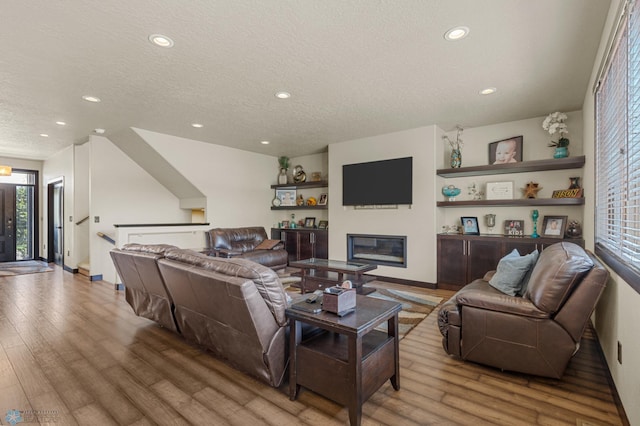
[[342, 157, 412, 205]]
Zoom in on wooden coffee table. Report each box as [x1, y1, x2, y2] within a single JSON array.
[[289, 258, 377, 294], [287, 295, 401, 426]]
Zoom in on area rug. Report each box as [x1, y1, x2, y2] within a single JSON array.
[[364, 282, 444, 339], [0, 260, 54, 276]]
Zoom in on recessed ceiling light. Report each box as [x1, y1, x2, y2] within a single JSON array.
[[191, 123, 204, 128], [40, 133, 49, 137], [260, 140, 270, 145], [149, 34, 174, 48], [444, 26, 470, 41], [82, 95, 101, 103], [275, 91, 291, 99], [55, 121, 66, 126], [479, 87, 497, 95]]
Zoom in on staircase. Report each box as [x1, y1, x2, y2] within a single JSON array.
[[78, 259, 90, 277]]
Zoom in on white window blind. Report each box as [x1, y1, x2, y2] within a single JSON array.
[[596, 0, 640, 281]]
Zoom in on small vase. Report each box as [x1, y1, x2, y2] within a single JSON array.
[[553, 146, 569, 159], [450, 149, 462, 168], [278, 168, 288, 184]]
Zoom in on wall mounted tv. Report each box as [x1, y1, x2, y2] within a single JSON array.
[[342, 157, 413, 206]]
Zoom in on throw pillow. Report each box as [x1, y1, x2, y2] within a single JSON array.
[[255, 239, 283, 250], [489, 249, 539, 296], [517, 249, 540, 296]]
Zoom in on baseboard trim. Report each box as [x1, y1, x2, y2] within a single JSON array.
[[368, 274, 437, 289], [90, 274, 103, 281], [114, 283, 124, 291], [63, 265, 77, 273]]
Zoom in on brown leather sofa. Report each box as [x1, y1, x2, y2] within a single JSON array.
[[110, 243, 180, 332], [438, 242, 609, 379], [110, 244, 299, 387], [206, 226, 288, 270]]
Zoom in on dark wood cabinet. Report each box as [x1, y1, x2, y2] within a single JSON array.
[[437, 234, 584, 290], [271, 228, 328, 262]]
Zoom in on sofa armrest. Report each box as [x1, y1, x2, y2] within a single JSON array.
[[483, 270, 496, 281], [455, 281, 550, 319]]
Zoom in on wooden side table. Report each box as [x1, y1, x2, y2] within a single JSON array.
[[286, 295, 401, 426]]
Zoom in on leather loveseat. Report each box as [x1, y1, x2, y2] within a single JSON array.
[[206, 226, 288, 270], [110, 243, 297, 387], [438, 242, 609, 379]]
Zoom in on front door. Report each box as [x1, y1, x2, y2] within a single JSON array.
[[0, 184, 16, 262]]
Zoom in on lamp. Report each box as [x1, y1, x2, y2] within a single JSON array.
[[0, 166, 12, 176]]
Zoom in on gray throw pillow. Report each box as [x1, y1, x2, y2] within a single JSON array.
[[489, 249, 539, 296]]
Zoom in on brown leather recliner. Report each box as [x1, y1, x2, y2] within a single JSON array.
[[206, 226, 288, 270], [109, 243, 180, 332], [438, 242, 609, 379]]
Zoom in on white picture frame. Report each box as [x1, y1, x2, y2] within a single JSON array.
[[275, 189, 297, 206], [485, 181, 514, 200]]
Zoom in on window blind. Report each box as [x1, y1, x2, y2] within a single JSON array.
[[596, 0, 640, 285]]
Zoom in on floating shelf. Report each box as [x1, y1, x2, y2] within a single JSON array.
[[271, 205, 328, 210], [270, 180, 328, 189], [437, 198, 585, 207], [436, 156, 585, 178]]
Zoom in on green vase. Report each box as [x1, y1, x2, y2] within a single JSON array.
[[553, 146, 569, 159]]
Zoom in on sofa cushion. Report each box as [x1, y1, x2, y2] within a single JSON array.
[[489, 249, 539, 296], [209, 227, 268, 252], [164, 249, 288, 326], [525, 242, 594, 314]]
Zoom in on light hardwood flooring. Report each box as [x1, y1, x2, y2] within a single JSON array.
[[0, 266, 626, 425]]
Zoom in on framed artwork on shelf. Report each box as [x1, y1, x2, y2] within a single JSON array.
[[318, 193, 328, 205], [461, 216, 480, 235], [281, 220, 290, 228], [486, 181, 514, 200], [304, 217, 316, 228], [275, 189, 297, 206], [504, 220, 525, 236], [318, 220, 328, 229], [488, 136, 523, 165], [541, 215, 568, 238]]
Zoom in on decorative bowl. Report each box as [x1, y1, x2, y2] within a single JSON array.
[[442, 185, 461, 201]]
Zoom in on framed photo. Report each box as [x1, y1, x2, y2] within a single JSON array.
[[488, 136, 523, 165], [275, 189, 296, 206], [461, 216, 480, 235], [541, 215, 568, 238], [318, 220, 328, 229], [486, 181, 514, 200], [304, 217, 316, 228], [281, 220, 290, 228], [504, 219, 525, 236], [318, 193, 328, 205]]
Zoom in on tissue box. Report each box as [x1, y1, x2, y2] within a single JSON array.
[[322, 287, 356, 315]]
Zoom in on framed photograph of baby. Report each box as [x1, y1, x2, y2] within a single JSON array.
[[488, 136, 523, 165]]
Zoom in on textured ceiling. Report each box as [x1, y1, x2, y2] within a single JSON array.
[[0, 0, 611, 160]]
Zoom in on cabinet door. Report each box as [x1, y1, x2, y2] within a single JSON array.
[[298, 231, 314, 260], [313, 231, 329, 259], [437, 237, 467, 288], [466, 239, 503, 282], [283, 231, 299, 261], [503, 240, 540, 257]]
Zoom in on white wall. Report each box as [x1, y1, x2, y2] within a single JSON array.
[[89, 135, 190, 283], [134, 128, 280, 230], [41, 146, 74, 269], [583, 1, 639, 424], [328, 126, 438, 283], [438, 113, 585, 236], [74, 143, 90, 265]]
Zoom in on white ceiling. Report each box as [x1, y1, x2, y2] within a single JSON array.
[[0, 0, 611, 161]]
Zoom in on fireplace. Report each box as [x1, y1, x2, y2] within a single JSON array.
[[347, 234, 407, 268]]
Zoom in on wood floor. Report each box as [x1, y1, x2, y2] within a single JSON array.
[[0, 266, 626, 425]]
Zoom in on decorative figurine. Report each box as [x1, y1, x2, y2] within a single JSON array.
[[522, 182, 542, 199], [531, 209, 540, 238], [565, 220, 583, 238], [296, 194, 304, 206], [569, 177, 581, 189], [293, 165, 306, 183], [468, 183, 484, 200]]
